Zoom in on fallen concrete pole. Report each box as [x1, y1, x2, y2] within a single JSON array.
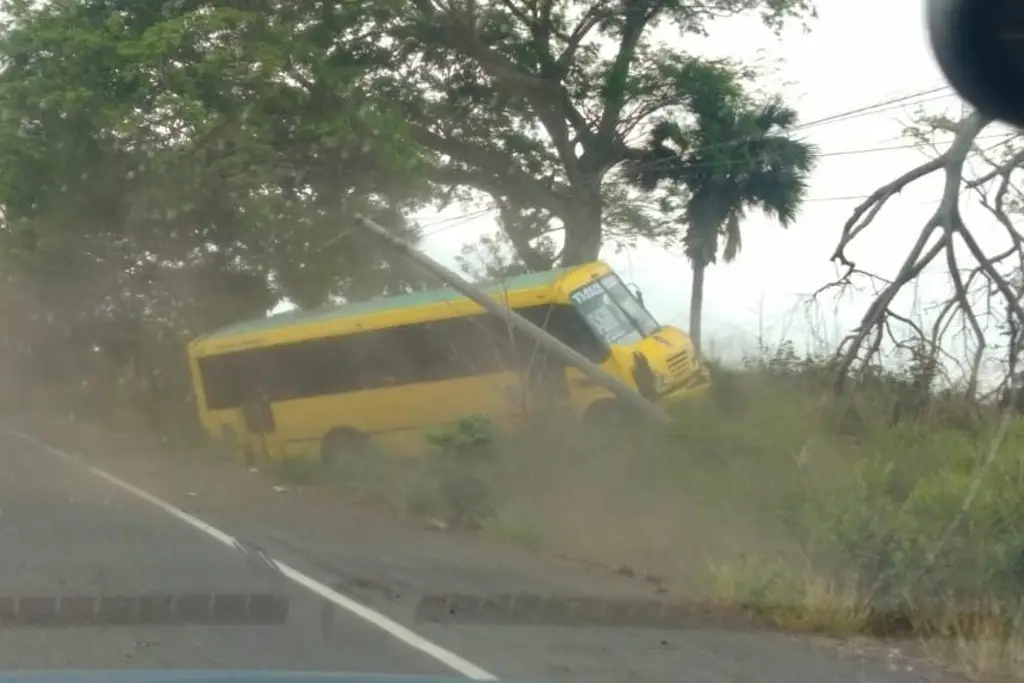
[[353, 213, 669, 424]]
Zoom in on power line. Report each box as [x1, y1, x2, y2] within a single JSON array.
[[680, 132, 1013, 172], [588, 85, 962, 184], [418, 85, 964, 227], [793, 86, 953, 132], [416, 208, 492, 228], [635, 192, 943, 212], [419, 131, 1020, 239], [417, 140, 934, 237], [416, 87, 1001, 240], [418, 208, 497, 238], [654, 87, 959, 167], [635, 85, 953, 162]]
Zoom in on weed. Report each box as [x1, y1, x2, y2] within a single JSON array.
[[423, 415, 497, 530]]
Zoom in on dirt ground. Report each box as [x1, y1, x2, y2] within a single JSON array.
[[13, 412, 793, 599]]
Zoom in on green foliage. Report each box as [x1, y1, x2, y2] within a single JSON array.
[[425, 415, 497, 530], [0, 0, 432, 424], [425, 414, 496, 452], [785, 422, 1024, 629], [378, 0, 818, 265], [673, 348, 1024, 673], [0, 0, 429, 296], [626, 84, 815, 349]]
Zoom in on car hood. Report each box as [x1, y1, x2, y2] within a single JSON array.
[[0, 673, 479, 683]]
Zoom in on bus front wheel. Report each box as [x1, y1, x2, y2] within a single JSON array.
[[320, 428, 371, 467]]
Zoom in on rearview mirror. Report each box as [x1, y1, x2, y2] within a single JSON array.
[[927, 0, 1024, 128], [627, 283, 645, 308], [626, 284, 643, 309]]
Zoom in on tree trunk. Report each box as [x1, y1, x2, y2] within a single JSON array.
[[689, 260, 706, 355], [559, 182, 604, 265], [561, 219, 602, 264]]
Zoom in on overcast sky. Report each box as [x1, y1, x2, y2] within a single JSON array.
[[410, 0, 1016, 373]]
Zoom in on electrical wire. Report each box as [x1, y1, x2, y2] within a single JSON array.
[[414, 86, 1012, 239], [630, 86, 959, 176], [659, 132, 1013, 173], [417, 131, 1019, 238], [793, 86, 953, 132], [418, 208, 497, 238]]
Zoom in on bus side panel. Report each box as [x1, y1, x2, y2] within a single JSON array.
[[269, 371, 525, 457], [562, 363, 619, 416], [189, 352, 263, 461], [186, 351, 216, 437]]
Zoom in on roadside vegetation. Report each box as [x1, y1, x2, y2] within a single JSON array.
[[294, 340, 1024, 681], [17, 336, 1024, 680]]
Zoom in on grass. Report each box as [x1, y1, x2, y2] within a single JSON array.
[[25, 341, 1024, 681], [269, 344, 1024, 681], [648, 351, 1024, 680]]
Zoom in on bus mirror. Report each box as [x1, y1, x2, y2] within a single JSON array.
[[627, 283, 645, 308]]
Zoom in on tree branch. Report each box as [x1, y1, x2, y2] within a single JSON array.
[[409, 1, 591, 178], [595, 0, 660, 146], [414, 127, 570, 217], [822, 111, 1009, 394]]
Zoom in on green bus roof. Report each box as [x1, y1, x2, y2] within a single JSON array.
[[199, 267, 570, 341]]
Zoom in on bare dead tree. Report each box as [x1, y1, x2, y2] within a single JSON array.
[[820, 110, 1024, 397]]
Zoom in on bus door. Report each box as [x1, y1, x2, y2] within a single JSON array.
[[240, 386, 277, 462], [210, 408, 250, 462]]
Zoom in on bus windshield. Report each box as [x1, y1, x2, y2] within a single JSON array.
[[569, 274, 660, 346]]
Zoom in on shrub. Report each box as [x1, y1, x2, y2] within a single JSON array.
[[424, 414, 497, 530], [695, 348, 1024, 677]]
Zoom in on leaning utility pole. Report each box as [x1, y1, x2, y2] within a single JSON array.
[[353, 214, 669, 424]]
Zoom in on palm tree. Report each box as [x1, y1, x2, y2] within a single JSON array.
[[631, 92, 816, 353]]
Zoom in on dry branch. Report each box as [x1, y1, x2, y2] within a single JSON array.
[[820, 111, 1024, 395]]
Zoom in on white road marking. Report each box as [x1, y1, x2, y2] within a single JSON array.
[[1, 426, 497, 681]]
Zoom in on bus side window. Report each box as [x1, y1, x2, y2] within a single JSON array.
[[423, 317, 515, 379], [200, 349, 271, 410], [510, 307, 552, 370], [515, 304, 607, 364], [339, 330, 398, 390], [383, 324, 438, 385], [263, 344, 307, 400], [198, 355, 234, 410], [469, 316, 521, 373], [263, 333, 380, 398]]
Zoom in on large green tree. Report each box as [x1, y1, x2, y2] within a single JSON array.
[[631, 89, 816, 352], [0, 0, 431, 306], [379, 0, 817, 266], [0, 0, 428, 422]]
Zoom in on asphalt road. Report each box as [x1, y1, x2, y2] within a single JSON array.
[[0, 429, 454, 674], [0, 424, 968, 683]]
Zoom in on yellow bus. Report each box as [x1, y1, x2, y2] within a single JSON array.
[[186, 261, 711, 464]]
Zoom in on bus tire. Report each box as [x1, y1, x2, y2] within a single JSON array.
[[320, 428, 370, 467]]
